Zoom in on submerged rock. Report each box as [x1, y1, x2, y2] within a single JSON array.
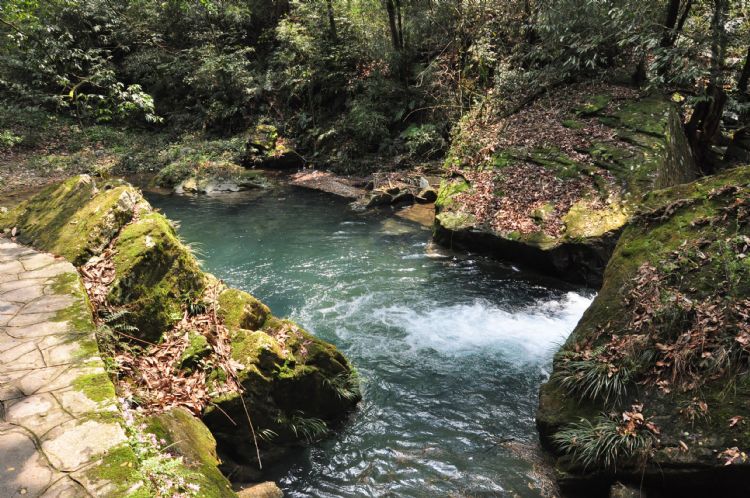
[[289, 170, 365, 199], [537, 166, 750, 496], [237, 482, 283, 498], [434, 90, 698, 285]]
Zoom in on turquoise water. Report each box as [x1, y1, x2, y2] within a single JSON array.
[[147, 186, 592, 498]]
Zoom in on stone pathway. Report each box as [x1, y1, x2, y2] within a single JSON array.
[[0, 239, 128, 497]]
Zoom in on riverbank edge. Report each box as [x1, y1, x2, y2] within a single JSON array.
[[0, 175, 362, 495]]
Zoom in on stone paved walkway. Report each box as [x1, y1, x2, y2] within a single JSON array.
[[0, 239, 128, 497]]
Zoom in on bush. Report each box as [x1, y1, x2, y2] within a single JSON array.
[[400, 124, 445, 159]]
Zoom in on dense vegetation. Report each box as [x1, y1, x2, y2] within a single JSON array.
[[1, 0, 748, 174]]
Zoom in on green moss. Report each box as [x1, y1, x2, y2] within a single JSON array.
[[0, 176, 143, 265], [435, 178, 470, 209], [562, 198, 629, 240], [526, 148, 591, 179], [179, 331, 211, 370], [575, 94, 611, 116], [217, 288, 270, 331], [561, 118, 585, 129], [73, 372, 117, 403], [108, 212, 206, 341], [50, 271, 97, 334], [87, 444, 146, 498], [144, 408, 236, 498], [609, 97, 671, 137], [435, 211, 475, 231]]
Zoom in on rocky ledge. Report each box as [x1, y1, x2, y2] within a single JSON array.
[[537, 165, 750, 496], [1, 175, 361, 493], [434, 87, 698, 285]]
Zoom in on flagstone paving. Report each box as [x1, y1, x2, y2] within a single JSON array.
[[0, 239, 130, 497]]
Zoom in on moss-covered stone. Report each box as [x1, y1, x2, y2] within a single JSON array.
[[205, 300, 360, 473], [0, 175, 146, 265], [179, 331, 212, 370], [538, 165, 750, 495], [218, 288, 270, 331], [245, 124, 301, 169], [108, 212, 206, 341], [435, 92, 698, 284], [73, 372, 117, 403], [145, 407, 237, 498], [85, 444, 146, 498]]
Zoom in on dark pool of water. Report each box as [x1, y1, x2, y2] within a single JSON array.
[[146, 186, 592, 498]]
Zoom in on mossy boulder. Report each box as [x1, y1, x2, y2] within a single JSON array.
[[145, 407, 237, 498], [108, 212, 206, 341], [537, 166, 750, 495], [245, 124, 301, 169], [205, 292, 360, 474], [435, 91, 698, 284], [156, 161, 270, 194], [217, 288, 270, 331], [0, 175, 147, 265]]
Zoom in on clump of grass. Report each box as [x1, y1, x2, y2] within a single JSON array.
[[554, 346, 633, 406], [277, 411, 329, 443], [323, 369, 361, 401], [552, 415, 656, 471]]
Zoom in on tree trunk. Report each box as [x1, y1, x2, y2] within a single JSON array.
[[709, 0, 728, 86], [395, 0, 404, 49], [385, 0, 400, 51], [686, 84, 727, 171], [738, 44, 750, 95], [326, 0, 337, 42], [686, 0, 729, 172], [661, 0, 681, 47]]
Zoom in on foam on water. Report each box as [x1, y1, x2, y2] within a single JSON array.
[[370, 291, 591, 358]]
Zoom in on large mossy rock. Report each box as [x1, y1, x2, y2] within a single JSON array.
[[145, 407, 237, 498], [107, 212, 207, 341], [435, 91, 698, 284], [537, 166, 750, 496], [0, 176, 148, 266], [204, 288, 360, 474]]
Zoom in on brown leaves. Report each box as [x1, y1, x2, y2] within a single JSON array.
[[116, 293, 242, 415], [80, 248, 116, 309], [729, 416, 744, 428], [618, 404, 660, 437], [718, 447, 748, 466], [454, 163, 599, 238]]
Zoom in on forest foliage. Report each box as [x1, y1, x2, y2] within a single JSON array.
[[0, 0, 748, 169]]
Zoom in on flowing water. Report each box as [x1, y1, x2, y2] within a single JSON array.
[[146, 186, 593, 498]]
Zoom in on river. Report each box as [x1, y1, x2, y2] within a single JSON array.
[[147, 186, 592, 498]]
